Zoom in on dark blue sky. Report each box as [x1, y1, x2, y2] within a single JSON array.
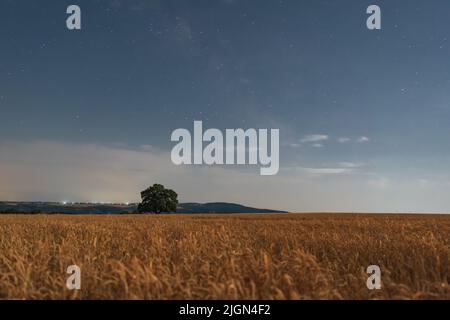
[[1, 1, 450, 212]]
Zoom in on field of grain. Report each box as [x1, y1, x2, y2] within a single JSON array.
[[0, 213, 448, 300]]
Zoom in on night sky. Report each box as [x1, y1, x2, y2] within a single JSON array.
[[1, 0, 450, 212]]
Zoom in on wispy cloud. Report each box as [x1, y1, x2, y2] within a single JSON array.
[[338, 136, 371, 144], [301, 134, 329, 143], [358, 136, 370, 143], [338, 162, 363, 169], [301, 135, 370, 145], [338, 137, 351, 143], [292, 161, 365, 176], [301, 167, 354, 175]]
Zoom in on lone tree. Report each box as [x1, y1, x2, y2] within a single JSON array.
[[137, 184, 178, 214]]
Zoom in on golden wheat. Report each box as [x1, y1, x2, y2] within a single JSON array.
[[0, 213, 448, 299]]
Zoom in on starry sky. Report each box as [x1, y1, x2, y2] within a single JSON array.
[[1, 0, 450, 212]]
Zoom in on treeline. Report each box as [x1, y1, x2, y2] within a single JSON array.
[[0, 209, 133, 214]]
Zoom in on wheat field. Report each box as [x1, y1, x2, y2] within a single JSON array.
[[0, 213, 448, 300]]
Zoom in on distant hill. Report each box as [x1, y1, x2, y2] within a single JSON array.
[[0, 201, 287, 214], [178, 202, 286, 213]]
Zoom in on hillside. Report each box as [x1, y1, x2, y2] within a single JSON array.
[[0, 201, 287, 214]]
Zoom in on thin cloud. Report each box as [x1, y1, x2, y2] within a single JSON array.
[[301, 167, 354, 175], [293, 161, 365, 176], [338, 137, 351, 143], [338, 162, 362, 169], [358, 136, 370, 143], [301, 134, 329, 143]]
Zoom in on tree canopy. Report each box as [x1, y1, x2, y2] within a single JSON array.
[[137, 184, 178, 214]]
